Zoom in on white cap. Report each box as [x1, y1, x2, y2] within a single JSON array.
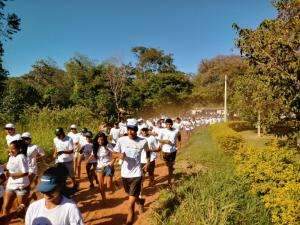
[[21, 132, 32, 139], [137, 118, 143, 122], [70, 124, 77, 129], [127, 118, 138, 128], [5, 123, 15, 129]]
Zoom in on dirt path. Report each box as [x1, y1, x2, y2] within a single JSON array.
[[10, 133, 189, 225]]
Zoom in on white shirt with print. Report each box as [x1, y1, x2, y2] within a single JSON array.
[[27, 144, 45, 174], [94, 144, 114, 168], [158, 128, 178, 153], [25, 195, 84, 225], [114, 136, 148, 178], [53, 136, 74, 163], [6, 154, 30, 190]]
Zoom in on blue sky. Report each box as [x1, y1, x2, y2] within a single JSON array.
[[3, 0, 277, 76]]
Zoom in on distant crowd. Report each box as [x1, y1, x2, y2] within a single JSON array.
[[0, 113, 223, 225]]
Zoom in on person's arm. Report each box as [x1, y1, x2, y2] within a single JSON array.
[[112, 141, 125, 160], [53, 145, 57, 159], [0, 173, 6, 185]]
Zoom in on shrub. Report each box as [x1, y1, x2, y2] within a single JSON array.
[[228, 121, 254, 132], [235, 143, 300, 225], [210, 123, 244, 154]]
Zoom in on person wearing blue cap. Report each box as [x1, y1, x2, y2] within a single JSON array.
[[25, 166, 84, 225]]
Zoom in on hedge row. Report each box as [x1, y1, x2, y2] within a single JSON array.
[[211, 123, 300, 225]]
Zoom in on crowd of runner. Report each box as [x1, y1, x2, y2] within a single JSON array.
[[0, 114, 223, 225]]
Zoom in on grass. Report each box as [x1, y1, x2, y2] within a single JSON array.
[[152, 128, 271, 225], [239, 130, 274, 148]]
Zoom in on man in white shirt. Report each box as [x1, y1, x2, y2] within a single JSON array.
[[67, 125, 81, 178], [109, 122, 121, 144], [25, 166, 84, 225], [158, 118, 179, 186], [53, 127, 77, 190], [4, 123, 21, 145], [114, 118, 150, 225]]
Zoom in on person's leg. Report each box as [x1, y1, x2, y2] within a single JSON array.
[[66, 161, 78, 189], [2, 191, 15, 215], [16, 190, 29, 208], [126, 196, 136, 225], [148, 161, 155, 187], [86, 163, 94, 187], [77, 155, 82, 179], [96, 172, 106, 200]]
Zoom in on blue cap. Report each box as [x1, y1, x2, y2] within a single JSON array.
[[37, 175, 59, 193]]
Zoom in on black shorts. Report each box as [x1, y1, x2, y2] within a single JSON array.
[[141, 161, 155, 176], [163, 151, 177, 166], [122, 177, 142, 197]]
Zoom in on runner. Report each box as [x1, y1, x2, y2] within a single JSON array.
[[53, 127, 78, 190], [21, 132, 45, 185], [113, 118, 149, 225], [92, 132, 115, 200], [25, 166, 84, 225], [80, 131, 98, 189], [158, 118, 179, 186], [0, 164, 5, 211], [140, 127, 160, 187], [4, 123, 21, 146], [67, 125, 81, 179], [2, 140, 30, 215], [109, 122, 121, 145]]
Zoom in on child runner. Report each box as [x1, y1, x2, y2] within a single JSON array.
[[2, 140, 30, 215], [25, 166, 84, 225], [158, 118, 179, 186], [80, 131, 98, 189], [140, 127, 160, 187], [67, 125, 81, 179], [53, 127, 78, 190], [113, 118, 150, 225], [109, 122, 121, 145], [4, 123, 21, 146], [92, 132, 115, 200], [21, 132, 45, 185]]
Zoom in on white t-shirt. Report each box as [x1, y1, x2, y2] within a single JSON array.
[[82, 143, 96, 163], [173, 122, 183, 131], [67, 132, 80, 152], [141, 135, 158, 163], [27, 144, 45, 174], [6, 154, 30, 190], [158, 128, 179, 153], [78, 134, 88, 147], [114, 136, 148, 178], [54, 136, 74, 163], [25, 195, 84, 225], [109, 127, 121, 144], [0, 165, 4, 198], [6, 133, 21, 145], [94, 144, 114, 168]]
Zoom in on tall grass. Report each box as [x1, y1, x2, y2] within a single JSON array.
[[152, 128, 271, 225], [0, 106, 102, 164]]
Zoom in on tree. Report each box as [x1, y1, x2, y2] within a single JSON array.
[[192, 55, 248, 105], [132, 46, 176, 73], [0, 0, 20, 95], [233, 0, 300, 137]]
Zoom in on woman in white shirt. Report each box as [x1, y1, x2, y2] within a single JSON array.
[[3, 139, 30, 215], [91, 132, 115, 200]]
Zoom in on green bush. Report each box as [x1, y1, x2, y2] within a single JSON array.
[[228, 121, 254, 132], [235, 142, 300, 225], [210, 123, 244, 154]]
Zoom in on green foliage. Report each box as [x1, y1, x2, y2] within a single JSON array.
[[210, 123, 244, 154], [235, 142, 300, 225], [152, 128, 271, 225], [192, 55, 248, 105], [233, 0, 300, 137], [228, 121, 254, 132]]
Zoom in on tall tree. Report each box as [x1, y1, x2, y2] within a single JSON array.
[[0, 0, 20, 95], [233, 0, 300, 137], [132, 46, 176, 73]]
